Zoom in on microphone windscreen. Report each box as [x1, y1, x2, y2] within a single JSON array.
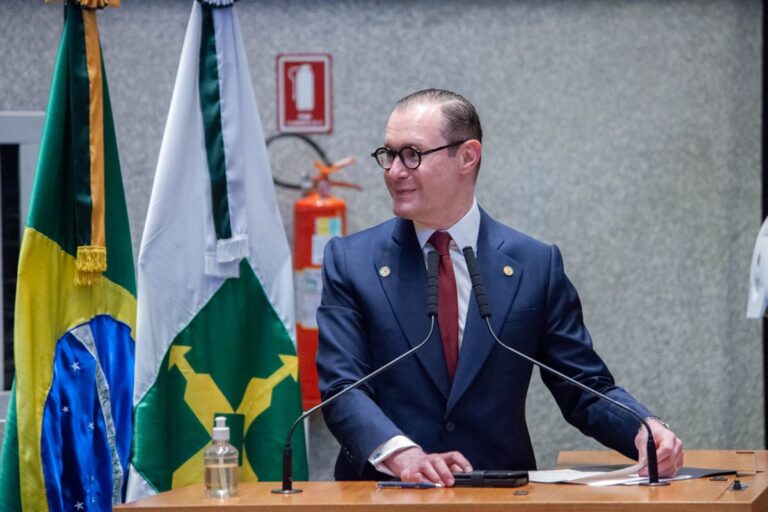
[[427, 250, 439, 317], [462, 247, 492, 318]]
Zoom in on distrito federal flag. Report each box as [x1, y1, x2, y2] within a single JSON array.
[[126, 0, 308, 500], [0, 1, 136, 511]]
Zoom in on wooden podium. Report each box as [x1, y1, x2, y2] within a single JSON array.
[[117, 450, 767, 511]]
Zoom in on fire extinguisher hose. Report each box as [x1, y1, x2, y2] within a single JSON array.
[[266, 133, 332, 190]]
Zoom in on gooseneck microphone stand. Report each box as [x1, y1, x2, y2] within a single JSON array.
[[272, 251, 440, 494], [461, 246, 668, 486]]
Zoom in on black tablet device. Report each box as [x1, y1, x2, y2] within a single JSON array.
[[453, 470, 529, 488]]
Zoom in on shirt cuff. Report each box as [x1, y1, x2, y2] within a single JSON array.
[[368, 435, 420, 476]]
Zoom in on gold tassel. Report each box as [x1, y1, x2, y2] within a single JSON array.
[[75, 270, 101, 286], [75, 245, 106, 285]]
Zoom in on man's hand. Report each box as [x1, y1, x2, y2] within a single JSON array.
[[634, 419, 684, 478], [383, 446, 473, 487]]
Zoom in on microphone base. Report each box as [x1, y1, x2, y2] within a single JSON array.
[[639, 481, 670, 487], [271, 488, 303, 494]]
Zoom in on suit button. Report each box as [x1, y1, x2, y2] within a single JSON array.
[[445, 421, 455, 432]]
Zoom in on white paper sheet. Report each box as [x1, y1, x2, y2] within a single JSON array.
[[528, 462, 691, 486]]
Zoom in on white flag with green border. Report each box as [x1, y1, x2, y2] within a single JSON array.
[[126, 0, 307, 499]]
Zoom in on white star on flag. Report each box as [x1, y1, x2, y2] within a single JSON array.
[[71, 361, 81, 372], [62, 406, 69, 413], [88, 422, 95, 431], [75, 501, 84, 511]]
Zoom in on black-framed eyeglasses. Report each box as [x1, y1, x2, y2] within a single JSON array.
[[370, 140, 467, 171]]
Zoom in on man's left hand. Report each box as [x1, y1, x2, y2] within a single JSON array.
[[634, 419, 683, 478]]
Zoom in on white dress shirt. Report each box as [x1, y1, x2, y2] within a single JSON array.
[[369, 199, 481, 474]]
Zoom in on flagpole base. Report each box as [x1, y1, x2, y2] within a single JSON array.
[[639, 481, 670, 487]]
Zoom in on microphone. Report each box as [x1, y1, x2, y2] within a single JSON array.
[[461, 247, 668, 487], [273, 250, 440, 493]]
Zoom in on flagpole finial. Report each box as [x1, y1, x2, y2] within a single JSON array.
[[44, 0, 121, 9]]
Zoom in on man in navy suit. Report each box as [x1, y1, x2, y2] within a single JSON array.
[[316, 89, 683, 486]]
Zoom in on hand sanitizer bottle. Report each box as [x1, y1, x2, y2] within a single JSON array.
[[204, 416, 239, 498]]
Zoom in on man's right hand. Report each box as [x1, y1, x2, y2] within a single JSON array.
[[383, 446, 473, 487]]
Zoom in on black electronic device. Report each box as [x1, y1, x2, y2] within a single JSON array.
[[453, 470, 529, 488]]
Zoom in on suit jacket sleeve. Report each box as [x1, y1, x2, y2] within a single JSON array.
[[539, 244, 654, 459], [316, 236, 404, 476]]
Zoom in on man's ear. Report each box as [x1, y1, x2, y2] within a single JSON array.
[[459, 139, 482, 175]]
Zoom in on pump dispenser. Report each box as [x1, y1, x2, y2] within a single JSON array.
[[204, 416, 239, 498]]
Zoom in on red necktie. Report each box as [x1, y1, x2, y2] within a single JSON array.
[[429, 231, 459, 381]]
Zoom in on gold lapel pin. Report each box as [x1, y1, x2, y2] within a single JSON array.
[[379, 266, 391, 277], [503, 265, 514, 277]]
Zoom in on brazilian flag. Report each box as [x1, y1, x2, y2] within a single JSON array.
[[0, 1, 136, 511], [126, 0, 307, 500]]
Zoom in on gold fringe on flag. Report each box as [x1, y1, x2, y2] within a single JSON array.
[[75, 245, 107, 285]]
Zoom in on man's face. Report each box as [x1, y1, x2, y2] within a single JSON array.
[[383, 102, 467, 228]]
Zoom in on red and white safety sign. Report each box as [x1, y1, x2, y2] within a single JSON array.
[[276, 53, 332, 134]]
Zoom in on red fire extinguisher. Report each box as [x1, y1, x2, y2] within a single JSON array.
[[293, 157, 360, 409]]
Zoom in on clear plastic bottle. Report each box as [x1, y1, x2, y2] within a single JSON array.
[[204, 416, 239, 498]]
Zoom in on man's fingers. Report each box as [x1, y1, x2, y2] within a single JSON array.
[[394, 449, 472, 486], [655, 431, 684, 477], [664, 437, 684, 477], [442, 451, 473, 473], [637, 428, 684, 478], [407, 467, 433, 483], [417, 460, 444, 485], [430, 456, 455, 486], [409, 470, 425, 483], [401, 467, 433, 483]]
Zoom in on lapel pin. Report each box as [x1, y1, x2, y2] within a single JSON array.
[[379, 266, 391, 277], [503, 265, 514, 277]]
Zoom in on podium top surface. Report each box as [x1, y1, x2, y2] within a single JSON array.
[[117, 450, 768, 512]]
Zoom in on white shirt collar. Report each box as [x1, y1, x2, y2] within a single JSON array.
[[415, 198, 480, 253]]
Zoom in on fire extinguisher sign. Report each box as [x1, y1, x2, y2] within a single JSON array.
[[277, 53, 332, 134]]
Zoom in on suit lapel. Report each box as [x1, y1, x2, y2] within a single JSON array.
[[446, 211, 524, 414], [374, 218, 451, 399]]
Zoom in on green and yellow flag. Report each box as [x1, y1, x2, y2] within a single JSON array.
[[126, 0, 307, 499], [0, 1, 136, 510]]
